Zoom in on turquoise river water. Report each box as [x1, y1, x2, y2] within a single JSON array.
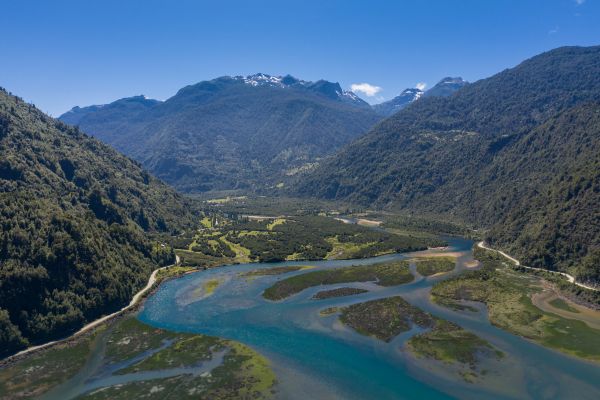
[[136, 238, 600, 399]]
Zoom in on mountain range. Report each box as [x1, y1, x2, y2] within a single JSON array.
[[293, 45, 600, 284], [59, 74, 381, 193], [58, 74, 468, 193]]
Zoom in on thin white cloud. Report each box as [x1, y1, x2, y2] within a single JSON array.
[[350, 83, 382, 97], [415, 82, 427, 91], [574, 0, 585, 5], [549, 26, 559, 35]]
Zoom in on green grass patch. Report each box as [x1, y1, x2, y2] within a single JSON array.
[[1, 317, 277, 399], [549, 297, 580, 313], [155, 265, 197, 281], [407, 319, 501, 368], [86, 317, 275, 399], [432, 247, 600, 362], [200, 216, 213, 228], [414, 257, 456, 276], [267, 218, 286, 230], [117, 335, 223, 374], [0, 330, 101, 399]]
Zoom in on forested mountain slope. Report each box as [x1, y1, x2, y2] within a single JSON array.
[[0, 88, 196, 357], [59, 74, 381, 193], [293, 46, 600, 284]]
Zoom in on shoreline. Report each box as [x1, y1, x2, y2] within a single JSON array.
[[2, 235, 453, 365], [1, 255, 182, 366], [476, 242, 598, 292]]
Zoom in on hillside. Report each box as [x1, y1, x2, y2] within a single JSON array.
[[59, 74, 381, 193], [0, 88, 197, 357], [293, 45, 600, 283]]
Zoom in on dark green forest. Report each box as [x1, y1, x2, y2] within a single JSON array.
[[0, 88, 197, 357], [293, 46, 600, 284], [225, 216, 438, 262]]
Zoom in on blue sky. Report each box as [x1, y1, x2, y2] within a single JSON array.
[[1, 0, 599, 116]]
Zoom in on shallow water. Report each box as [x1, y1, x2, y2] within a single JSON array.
[[40, 328, 227, 400], [137, 237, 600, 399]]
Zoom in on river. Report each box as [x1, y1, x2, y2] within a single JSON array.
[[134, 237, 600, 399]]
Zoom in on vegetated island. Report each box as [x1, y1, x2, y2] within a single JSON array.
[[312, 287, 369, 300], [262, 261, 413, 300], [414, 256, 456, 276], [339, 296, 503, 382]]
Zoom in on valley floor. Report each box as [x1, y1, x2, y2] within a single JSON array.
[[2, 202, 599, 399]]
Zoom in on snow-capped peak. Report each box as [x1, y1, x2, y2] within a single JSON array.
[[339, 90, 360, 101], [230, 73, 368, 107], [239, 73, 283, 87], [437, 77, 466, 86], [234, 73, 309, 88]]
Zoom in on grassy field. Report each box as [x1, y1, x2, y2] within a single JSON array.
[[155, 265, 198, 281], [407, 318, 503, 382], [115, 335, 222, 374], [262, 261, 413, 300], [414, 256, 456, 276], [87, 319, 275, 399], [431, 247, 600, 362], [549, 297, 580, 313], [0, 329, 102, 399], [0, 317, 276, 399], [325, 236, 381, 259]]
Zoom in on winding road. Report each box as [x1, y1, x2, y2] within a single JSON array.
[[6, 255, 181, 362], [477, 241, 598, 292]]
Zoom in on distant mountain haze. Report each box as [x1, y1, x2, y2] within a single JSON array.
[[59, 74, 380, 193], [372, 88, 423, 116], [373, 77, 467, 116], [423, 77, 468, 98]]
